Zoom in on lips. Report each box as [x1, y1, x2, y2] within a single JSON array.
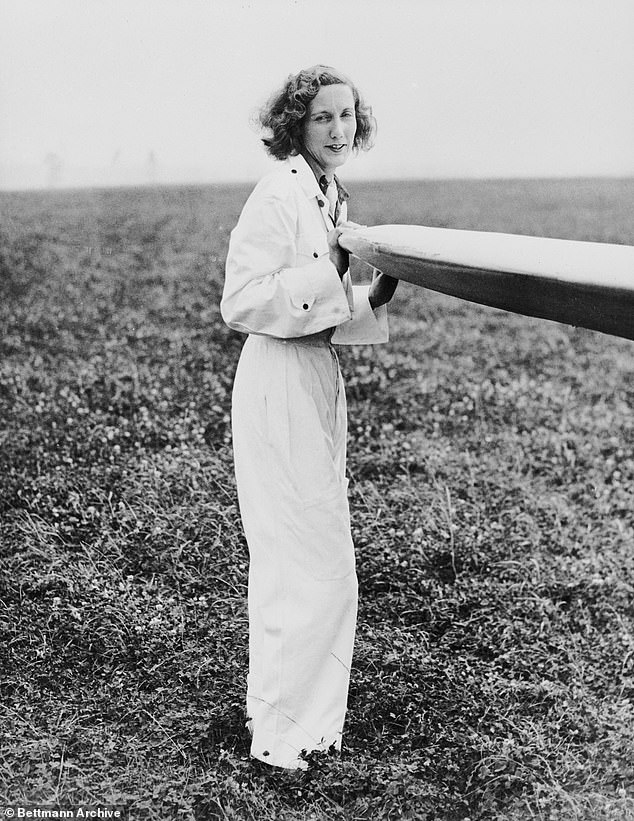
[[326, 144, 347, 152]]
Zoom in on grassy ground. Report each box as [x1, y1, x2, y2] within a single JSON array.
[[1, 177, 633, 820]]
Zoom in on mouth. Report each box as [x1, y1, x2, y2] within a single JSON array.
[[326, 144, 347, 153]]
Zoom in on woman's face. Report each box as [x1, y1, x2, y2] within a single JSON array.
[[303, 83, 357, 177]]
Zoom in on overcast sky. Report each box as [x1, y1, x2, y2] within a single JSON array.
[[1, 0, 633, 190]]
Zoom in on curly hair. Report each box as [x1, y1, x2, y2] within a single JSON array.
[[257, 65, 376, 160]]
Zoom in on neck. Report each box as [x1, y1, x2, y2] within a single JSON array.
[[301, 148, 334, 183]]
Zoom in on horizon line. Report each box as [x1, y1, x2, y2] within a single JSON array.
[[2, 172, 634, 196]]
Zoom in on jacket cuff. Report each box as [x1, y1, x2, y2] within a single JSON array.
[[283, 256, 351, 322], [331, 284, 389, 345]]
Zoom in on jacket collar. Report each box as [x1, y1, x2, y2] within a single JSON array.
[[286, 153, 349, 205]]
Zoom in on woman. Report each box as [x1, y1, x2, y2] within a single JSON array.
[[221, 65, 398, 770]]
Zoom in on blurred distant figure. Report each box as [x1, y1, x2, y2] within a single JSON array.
[[44, 152, 62, 188], [146, 150, 157, 185]]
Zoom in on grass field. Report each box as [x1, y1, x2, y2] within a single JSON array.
[[1, 177, 633, 820]]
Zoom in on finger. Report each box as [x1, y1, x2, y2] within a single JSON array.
[[338, 221, 367, 230]]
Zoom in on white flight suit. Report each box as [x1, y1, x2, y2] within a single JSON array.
[[221, 152, 389, 769]]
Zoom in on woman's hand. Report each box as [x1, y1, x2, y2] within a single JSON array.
[[368, 268, 399, 310], [327, 221, 366, 279], [327, 227, 349, 278]]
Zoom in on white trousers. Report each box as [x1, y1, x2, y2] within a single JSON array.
[[231, 333, 358, 769]]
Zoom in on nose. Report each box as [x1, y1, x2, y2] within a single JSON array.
[[330, 116, 344, 139]]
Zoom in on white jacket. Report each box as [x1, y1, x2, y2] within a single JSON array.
[[221, 153, 388, 344]]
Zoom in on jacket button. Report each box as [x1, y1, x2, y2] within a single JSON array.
[[302, 303, 309, 310], [291, 169, 297, 174], [317, 199, 325, 207], [313, 252, 318, 258]]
